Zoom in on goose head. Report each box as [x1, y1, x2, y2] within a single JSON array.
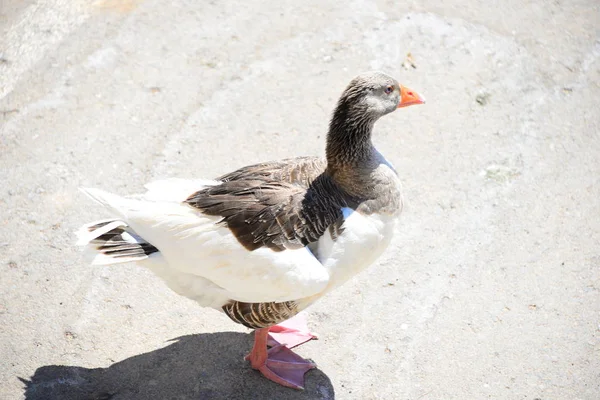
[[336, 71, 425, 122], [327, 72, 425, 166]]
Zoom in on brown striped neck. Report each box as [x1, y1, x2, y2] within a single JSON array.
[[325, 98, 377, 170], [325, 96, 383, 197]]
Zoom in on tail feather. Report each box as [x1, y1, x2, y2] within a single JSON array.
[[76, 218, 159, 266], [76, 219, 126, 246], [79, 188, 138, 217], [77, 181, 216, 267]]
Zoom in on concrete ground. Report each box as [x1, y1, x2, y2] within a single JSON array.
[[1, 0, 599, 399]]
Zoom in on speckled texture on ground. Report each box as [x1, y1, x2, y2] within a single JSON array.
[[1, 1, 599, 399]]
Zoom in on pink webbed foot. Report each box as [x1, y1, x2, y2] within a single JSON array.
[[246, 326, 316, 390], [267, 312, 318, 349]]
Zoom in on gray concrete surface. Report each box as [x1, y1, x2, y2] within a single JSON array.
[[1, 0, 599, 399]]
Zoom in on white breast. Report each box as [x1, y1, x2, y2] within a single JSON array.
[[314, 208, 398, 293]]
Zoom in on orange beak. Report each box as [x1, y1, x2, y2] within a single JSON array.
[[398, 85, 426, 108]]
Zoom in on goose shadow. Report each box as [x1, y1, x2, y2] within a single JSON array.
[[20, 332, 335, 400]]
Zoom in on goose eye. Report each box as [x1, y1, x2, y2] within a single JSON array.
[[384, 85, 394, 94]]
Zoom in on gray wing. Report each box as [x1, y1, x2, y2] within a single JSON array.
[[217, 156, 326, 186]]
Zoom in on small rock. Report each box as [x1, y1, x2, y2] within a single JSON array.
[[476, 92, 490, 105], [402, 52, 417, 69], [483, 164, 520, 182], [64, 331, 77, 340]]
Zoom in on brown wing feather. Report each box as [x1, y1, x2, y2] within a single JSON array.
[[185, 157, 359, 252], [218, 156, 326, 186]]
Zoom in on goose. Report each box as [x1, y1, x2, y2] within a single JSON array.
[[76, 71, 424, 390]]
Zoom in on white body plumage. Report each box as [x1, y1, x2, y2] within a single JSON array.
[[77, 177, 398, 311]]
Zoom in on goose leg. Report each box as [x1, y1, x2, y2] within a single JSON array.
[[267, 312, 318, 348], [246, 327, 316, 390]]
